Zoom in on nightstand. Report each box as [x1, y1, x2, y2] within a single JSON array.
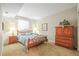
[[9, 36, 17, 44]]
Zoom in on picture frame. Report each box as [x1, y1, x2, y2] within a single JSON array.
[[2, 22, 4, 31], [42, 23, 48, 31]]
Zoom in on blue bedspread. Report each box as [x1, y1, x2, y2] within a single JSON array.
[[17, 33, 37, 46], [17, 34, 28, 45]]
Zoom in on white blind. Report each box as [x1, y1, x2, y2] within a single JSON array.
[[18, 19, 29, 31]]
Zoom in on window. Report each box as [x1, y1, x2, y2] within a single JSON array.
[[18, 19, 29, 31]]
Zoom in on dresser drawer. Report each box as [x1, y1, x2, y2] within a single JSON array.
[[56, 36, 73, 40], [9, 36, 17, 44], [56, 38, 73, 43], [55, 41, 73, 48]]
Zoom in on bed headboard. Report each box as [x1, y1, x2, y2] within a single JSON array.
[[17, 30, 32, 35]]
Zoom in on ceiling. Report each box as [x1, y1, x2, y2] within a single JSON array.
[[1, 3, 77, 19], [1, 3, 23, 17]]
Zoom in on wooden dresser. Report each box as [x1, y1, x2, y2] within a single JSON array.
[[9, 36, 17, 44], [55, 26, 74, 49]]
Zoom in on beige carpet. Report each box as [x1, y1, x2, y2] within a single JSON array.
[[2, 42, 79, 56]]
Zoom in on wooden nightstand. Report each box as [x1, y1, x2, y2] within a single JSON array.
[[9, 36, 17, 44]]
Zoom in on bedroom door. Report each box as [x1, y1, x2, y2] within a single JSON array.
[[0, 5, 2, 56]]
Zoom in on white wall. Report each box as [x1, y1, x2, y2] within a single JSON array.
[[36, 7, 77, 43], [0, 4, 2, 55], [3, 17, 18, 45], [77, 4, 79, 51], [3, 16, 36, 45]]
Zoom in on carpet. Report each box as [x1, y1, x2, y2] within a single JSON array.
[[2, 42, 79, 56]]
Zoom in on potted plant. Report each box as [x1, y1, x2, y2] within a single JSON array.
[[59, 19, 70, 25]]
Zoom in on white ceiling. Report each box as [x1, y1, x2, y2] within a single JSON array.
[[1, 3, 77, 19], [1, 3, 23, 17]]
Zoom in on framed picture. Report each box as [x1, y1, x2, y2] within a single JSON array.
[[2, 22, 4, 31], [42, 23, 48, 31]]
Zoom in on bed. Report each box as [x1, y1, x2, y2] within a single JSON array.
[[17, 31, 48, 50]]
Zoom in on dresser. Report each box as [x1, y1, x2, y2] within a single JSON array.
[[55, 26, 74, 49], [9, 36, 17, 44]]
